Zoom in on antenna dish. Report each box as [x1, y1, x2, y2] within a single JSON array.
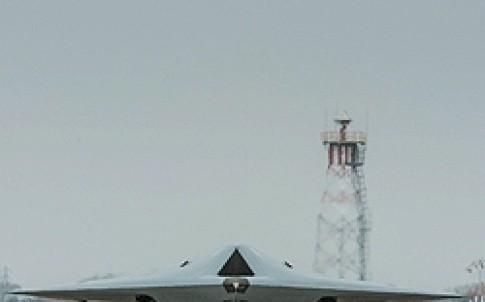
[[334, 110, 352, 125]]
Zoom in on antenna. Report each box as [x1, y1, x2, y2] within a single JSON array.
[[365, 109, 370, 143], [323, 108, 328, 133]]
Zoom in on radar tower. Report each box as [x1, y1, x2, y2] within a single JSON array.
[[314, 111, 371, 280]]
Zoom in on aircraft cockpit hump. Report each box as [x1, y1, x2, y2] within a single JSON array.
[[218, 248, 254, 277]]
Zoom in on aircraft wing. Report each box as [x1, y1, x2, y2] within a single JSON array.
[[12, 245, 461, 302]]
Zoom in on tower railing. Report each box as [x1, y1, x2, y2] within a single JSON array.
[[321, 131, 366, 144]]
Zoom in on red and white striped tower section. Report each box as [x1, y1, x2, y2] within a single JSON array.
[[314, 111, 371, 281]]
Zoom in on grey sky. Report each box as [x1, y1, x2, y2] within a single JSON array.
[[1, 0, 484, 291]]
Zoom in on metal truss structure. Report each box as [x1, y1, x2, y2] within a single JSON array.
[[314, 112, 371, 281]]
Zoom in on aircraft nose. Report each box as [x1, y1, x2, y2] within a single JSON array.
[[222, 277, 250, 294]]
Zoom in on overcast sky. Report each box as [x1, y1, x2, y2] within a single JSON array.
[[1, 0, 484, 291]]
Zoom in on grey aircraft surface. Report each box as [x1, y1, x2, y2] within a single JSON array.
[[12, 245, 460, 302]]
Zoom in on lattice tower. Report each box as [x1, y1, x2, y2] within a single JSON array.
[[314, 112, 371, 280]]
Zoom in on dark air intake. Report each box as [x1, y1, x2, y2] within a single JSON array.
[[136, 295, 157, 302], [218, 248, 254, 276]]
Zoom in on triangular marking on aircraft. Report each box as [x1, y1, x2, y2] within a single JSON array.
[[218, 248, 254, 276]]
